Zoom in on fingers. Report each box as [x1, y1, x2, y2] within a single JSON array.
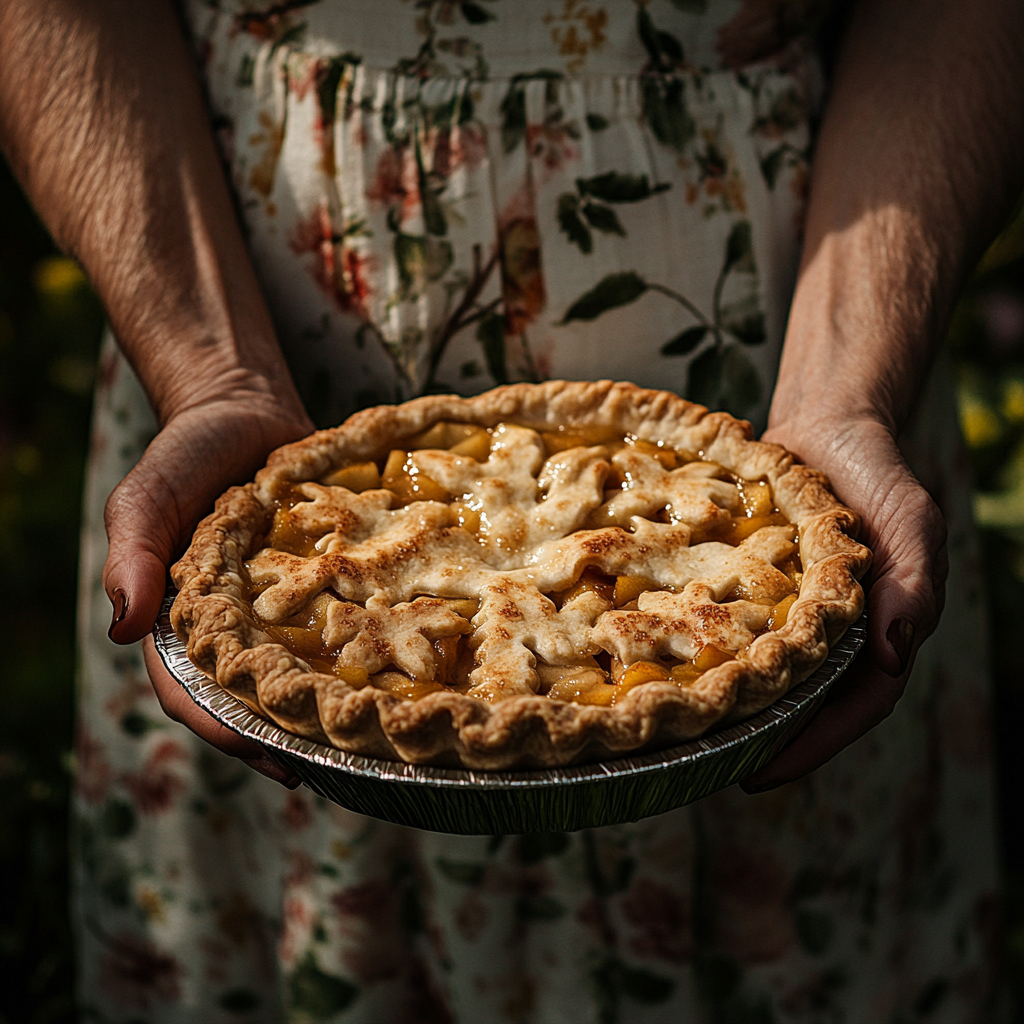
[[741, 655, 909, 792], [103, 401, 313, 645], [746, 415, 949, 790], [142, 637, 300, 788]]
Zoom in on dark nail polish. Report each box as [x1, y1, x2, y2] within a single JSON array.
[[108, 588, 128, 639], [886, 617, 915, 675]]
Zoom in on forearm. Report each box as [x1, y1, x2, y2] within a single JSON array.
[[0, 0, 308, 427], [771, 0, 1024, 433]]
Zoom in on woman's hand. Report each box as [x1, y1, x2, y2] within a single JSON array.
[[740, 0, 1024, 787], [0, 2, 320, 783], [103, 386, 314, 787], [742, 414, 948, 791]]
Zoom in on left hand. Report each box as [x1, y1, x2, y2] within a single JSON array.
[[741, 413, 948, 791]]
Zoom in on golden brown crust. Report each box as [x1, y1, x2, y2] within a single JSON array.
[[170, 381, 871, 769]]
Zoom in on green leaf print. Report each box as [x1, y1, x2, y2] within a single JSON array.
[[435, 857, 487, 885], [316, 56, 348, 126], [720, 295, 766, 345], [220, 988, 261, 1013], [288, 953, 359, 1018], [460, 1, 495, 24], [796, 908, 835, 955], [558, 193, 594, 253], [519, 832, 570, 862], [517, 894, 567, 921], [100, 799, 136, 840], [500, 84, 527, 153], [724, 220, 756, 273], [661, 325, 708, 356], [476, 311, 508, 384], [581, 202, 626, 237], [760, 147, 788, 188], [577, 171, 671, 203], [561, 272, 648, 323], [394, 233, 453, 298], [688, 345, 762, 415], [641, 76, 695, 153], [619, 965, 675, 1004], [637, 8, 683, 70]]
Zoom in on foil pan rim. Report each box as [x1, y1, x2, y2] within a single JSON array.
[[155, 589, 866, 790]]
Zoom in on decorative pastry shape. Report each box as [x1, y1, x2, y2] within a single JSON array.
[[170, 381, 871, 769]]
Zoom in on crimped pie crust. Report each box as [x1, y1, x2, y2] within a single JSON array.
[[170, 381, 871, 769]]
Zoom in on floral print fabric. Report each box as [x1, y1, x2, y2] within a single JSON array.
[[73, 2, 1006, 1021], [188, 0, 820, 429]]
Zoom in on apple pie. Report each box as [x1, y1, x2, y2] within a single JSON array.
[[170, 381, 871, 769]]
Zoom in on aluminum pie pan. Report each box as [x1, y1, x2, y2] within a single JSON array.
[[155, 589, 866, 835]]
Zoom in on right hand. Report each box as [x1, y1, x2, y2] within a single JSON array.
[[103, 389, 314, 786]]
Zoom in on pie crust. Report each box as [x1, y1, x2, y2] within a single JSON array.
[[170, 381, 871, 769]]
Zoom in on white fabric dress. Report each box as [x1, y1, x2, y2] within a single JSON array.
[[72, 2, 1006, 1021]]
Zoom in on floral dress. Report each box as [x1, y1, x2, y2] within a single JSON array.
[[72, 2, 1007, 1021]]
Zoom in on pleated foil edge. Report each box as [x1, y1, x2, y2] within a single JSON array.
[[154, 589, 866, 834]]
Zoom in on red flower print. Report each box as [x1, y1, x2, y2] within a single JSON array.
[[332, 879, 391, 919], [709, 845, 796, 963], [332, 879, 405, 983], [367, 145, 420, 220], [97, 929, 182, 1010], [283, 791, 313, 830], [621, 878, 693, 964], [74, 722, 113, 805], [290, 203, 373, 318], [454, 892, 489, 941], [119, 738, 187, 815], [284, 850, 316, 888], [430, 122, 487, 179]]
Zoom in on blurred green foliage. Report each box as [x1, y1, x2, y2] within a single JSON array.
[[949, 199, 1024, 1018], [1, 154, 1024, 1021], [0, 158, 103, 1024]]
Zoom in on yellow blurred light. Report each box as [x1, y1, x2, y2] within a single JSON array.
[[33, 256, 86, 297], [959, 399, 1002, 449], [1003, 380, 1024, 424]]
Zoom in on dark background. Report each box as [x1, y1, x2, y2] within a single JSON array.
[[1, 155, 1023, 1023]]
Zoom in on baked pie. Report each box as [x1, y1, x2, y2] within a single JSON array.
[[170, 381, 871, 769]]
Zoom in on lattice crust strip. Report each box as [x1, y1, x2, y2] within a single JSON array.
[[171, 381, 871, 769]]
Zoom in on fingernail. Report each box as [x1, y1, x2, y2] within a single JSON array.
[[886, 617, 915, 675], [108, 588, 129, 640]]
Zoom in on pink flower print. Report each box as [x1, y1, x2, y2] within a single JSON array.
[[621, 878, 693, 964], [97, 930, 182, 1010], [499, 216, 547, 334], [430, 122, 487, 180], [74, 722, 113, 805], [118, 738, 187, 815], [526, 121, 579, 172]]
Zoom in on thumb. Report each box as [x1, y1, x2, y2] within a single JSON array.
[[102, 454, 185, 644]]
